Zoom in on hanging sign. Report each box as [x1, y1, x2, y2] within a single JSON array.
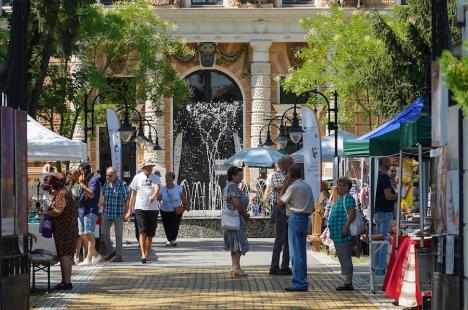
[[106, 109, 122, 178], [301, 106, 321, 202]]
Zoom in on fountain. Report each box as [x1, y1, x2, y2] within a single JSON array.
[[175, 101, 242, 216]]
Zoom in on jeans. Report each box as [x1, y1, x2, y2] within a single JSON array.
[[160, 210, 183, 241], [288, 213, 310, 289], [270, 210, 289, 270], [101, 218, 123, 257], [374, 211, 393, 273]]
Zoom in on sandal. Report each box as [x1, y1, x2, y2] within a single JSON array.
[[141, 257, 148, 264], [336, 283, 354, 291], [52, 282, 73, 291]]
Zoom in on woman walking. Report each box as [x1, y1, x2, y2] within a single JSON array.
[[328, 177, 357, 291], [42, 174, 78, 290], [159, 172, 190, 246], [223, 166, 250, 278]]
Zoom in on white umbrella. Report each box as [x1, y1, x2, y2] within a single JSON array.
[[224, 147, 284, 168], [292, 130, 358, 163]]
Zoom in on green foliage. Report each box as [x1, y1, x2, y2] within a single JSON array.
[[282, 6, 388, 129], [440, 42, 468, 114], [27, 0, 191, 139]]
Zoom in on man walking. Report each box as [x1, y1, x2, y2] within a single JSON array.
[[125, 160, 161, 264], [269, 156, 293, 275], [101, 167, 130, 262], [375, 158, 398, 275], [77, 163, 103, 265], [278, 164, 314, 292]]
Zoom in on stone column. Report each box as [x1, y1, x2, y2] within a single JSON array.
[[144, 98, 166, 176], [250, 41, 272, 148]]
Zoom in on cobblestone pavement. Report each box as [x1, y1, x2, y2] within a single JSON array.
[[34, 239, 400, 310]]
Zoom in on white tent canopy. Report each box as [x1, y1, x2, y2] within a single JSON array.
[[292, 130, 358, 163], [27, 115, 87, 161]]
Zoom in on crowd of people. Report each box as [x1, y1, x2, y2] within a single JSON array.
[[39, 154, 376, 293]]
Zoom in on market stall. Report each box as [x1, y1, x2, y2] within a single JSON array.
[[343, 98, 433, 307], [27, 115, 87, 162], [27, 115, 88, 254]]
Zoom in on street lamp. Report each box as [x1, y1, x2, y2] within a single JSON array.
[[262, 115, 293, 151], [309, 89, 339, 176], [141, 117, 162, 151], [258, 123, 281, 147]]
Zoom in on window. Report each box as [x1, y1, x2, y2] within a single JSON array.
[[278, 77, 300, 105], [282, 0, 314, 5], [191, 0, 221, 5]]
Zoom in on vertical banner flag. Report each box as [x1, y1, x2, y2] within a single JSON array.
[[301, 106, 321, 202], [173, 133, 183, 183], [106, 109, 122, 178], [233, 132, 242, 153]]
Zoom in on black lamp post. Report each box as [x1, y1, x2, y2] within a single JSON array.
[[258, 123, 281, 147], [141, 117, 162, 151], [84, 90, 146, 144], [262, 115, 293, 150], [309, 89, 339, 176]]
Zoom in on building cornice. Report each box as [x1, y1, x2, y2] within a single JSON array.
[[155, 7, 393, 43]]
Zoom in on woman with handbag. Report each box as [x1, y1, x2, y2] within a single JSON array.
[[222, 166, 250, 278], [327, 177, 357, 291], [159, 172, 190, 246], [42, 174, 78, 290]]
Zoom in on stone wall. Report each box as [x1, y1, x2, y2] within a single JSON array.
[[117, 217, 274, 241]]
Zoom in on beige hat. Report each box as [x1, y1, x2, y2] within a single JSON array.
[[140, 160, 155, 169]]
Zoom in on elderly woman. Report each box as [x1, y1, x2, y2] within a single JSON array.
[[223, 166, 250, 278], [42, 174, 78, 290], [159, 172, 190, 246], [328, 177, 356, 291]]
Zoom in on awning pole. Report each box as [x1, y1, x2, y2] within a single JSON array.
[[396, 150, 403, 250], [369, 157, 377, 293], [418, 143, 424, 248]]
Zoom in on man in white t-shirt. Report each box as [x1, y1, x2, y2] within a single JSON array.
[[125, 160, 161, 264]]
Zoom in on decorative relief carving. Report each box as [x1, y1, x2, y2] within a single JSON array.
[[250, 62, 271, 75], [252, 87, 271, 100], [251, 113, 271, 124], [251, 99, 271, 112], [170, 43, 250, 77], [253, 19, 269, 34], [251, 75, 270, 88]]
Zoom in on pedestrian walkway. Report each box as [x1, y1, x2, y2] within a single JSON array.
[[32, 239, 400, 310]]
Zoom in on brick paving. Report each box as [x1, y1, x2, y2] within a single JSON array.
[[33, 239, 400, 310]]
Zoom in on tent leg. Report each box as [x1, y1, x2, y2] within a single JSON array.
[[418, 143, 424, 248], [369, 157, 376, 293], [396, 151, 403, 250]]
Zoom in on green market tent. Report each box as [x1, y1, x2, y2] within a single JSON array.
[[399, 115, 432, 150], [344, 98, 425, 157]]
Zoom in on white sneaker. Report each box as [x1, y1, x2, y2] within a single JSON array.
[[78, 258, 91, 266], [74, 257, 80, 265], [170, 241, 178, 247], [166, 241, 171, 246], [91, 255, 103, 265]]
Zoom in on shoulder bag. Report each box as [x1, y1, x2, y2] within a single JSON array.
[[221, 185, 240, 231], [342, 195, 365, 236]]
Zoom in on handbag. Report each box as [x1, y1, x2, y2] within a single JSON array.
[[342, 195, 365, 236], [166, 187, 184, 215], [41, 216, 53, 238], [221, 207, 240, 231]]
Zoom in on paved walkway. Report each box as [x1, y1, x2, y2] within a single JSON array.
[[32, 239, 400, 310]]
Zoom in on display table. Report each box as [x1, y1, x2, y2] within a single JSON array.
[[28, 223, 56, 255], [383, 234, 431, 308]]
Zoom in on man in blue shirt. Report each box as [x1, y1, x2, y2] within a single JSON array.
[[100, 167, 129, 262], [77, 163, 102, 265], [375, 158, 398, 275]]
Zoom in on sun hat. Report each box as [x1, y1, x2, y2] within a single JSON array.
[[140, 159, 155, 169]]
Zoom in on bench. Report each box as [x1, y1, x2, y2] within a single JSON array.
[[29, 235, 56, 292]]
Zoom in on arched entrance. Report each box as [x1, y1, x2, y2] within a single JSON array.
[[173, 69, 243, 210]]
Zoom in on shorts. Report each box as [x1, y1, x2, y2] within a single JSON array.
[[78, 212, 97, 235], [134, 209, 158, 237], [335, 240, 354, 275]]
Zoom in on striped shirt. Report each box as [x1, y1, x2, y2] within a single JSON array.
[[268, 170, 287, 210], [102, 179, 128, 219]]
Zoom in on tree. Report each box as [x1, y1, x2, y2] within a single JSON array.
[[282, 6, 388, 129], [440, 42, 468, 113], [33, 0, 191, 139]]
